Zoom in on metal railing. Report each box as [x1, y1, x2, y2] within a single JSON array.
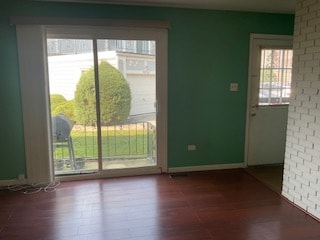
[[53, 122, 156, 162]]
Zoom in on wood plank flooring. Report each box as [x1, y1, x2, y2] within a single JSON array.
[[245, 165, 284, 193], [1, 169, 320, 240]]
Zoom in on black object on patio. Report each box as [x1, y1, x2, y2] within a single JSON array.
[[52, 114, 75, 170]]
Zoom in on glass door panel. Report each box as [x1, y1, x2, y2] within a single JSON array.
[[47, 38, 158, 175], [97, 39, 157, 170], [259, 49, 293, 105], [47, 38, 99, 175]]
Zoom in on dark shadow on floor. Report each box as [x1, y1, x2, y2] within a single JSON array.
[[245, 164, 284, 194]]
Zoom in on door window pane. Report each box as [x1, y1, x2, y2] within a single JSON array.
[[259, 49, 293, 105]]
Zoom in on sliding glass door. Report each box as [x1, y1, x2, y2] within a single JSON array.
[[47, 30, 162, 177]]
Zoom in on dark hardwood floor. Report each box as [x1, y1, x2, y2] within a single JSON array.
[[1, 169, 320, 240], [245, 165, 284, 193]]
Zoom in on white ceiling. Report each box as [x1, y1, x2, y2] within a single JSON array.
[[36, 0, 297, 14]]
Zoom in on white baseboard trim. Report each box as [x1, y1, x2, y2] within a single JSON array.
[[168, 163, 245, 173], [0, 164, 244, 185]]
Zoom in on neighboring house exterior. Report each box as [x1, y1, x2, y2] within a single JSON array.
[[47, 39, 156, 116]]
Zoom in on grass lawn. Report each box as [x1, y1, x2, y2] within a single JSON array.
[[53, 124, 156, 160]]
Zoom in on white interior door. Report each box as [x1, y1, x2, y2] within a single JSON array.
[[246, 34, 293, 166]]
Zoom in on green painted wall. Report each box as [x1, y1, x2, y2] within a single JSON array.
[[0, 0, 294, 179]]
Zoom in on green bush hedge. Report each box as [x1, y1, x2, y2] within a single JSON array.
[[75, 60, 131, 125]]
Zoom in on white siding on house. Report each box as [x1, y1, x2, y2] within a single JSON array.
[[48, 51, 155, 116], [48, 51, 117, 100], [282, 0, 320, 219], [127, 75, 156, 115]]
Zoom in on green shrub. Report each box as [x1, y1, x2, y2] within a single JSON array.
[[74, 60, 131, 125], [50, 94, 66, 112], [52, 100, 76, 123]]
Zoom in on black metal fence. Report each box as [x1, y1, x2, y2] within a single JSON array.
[[53, 122, 156, 161]]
